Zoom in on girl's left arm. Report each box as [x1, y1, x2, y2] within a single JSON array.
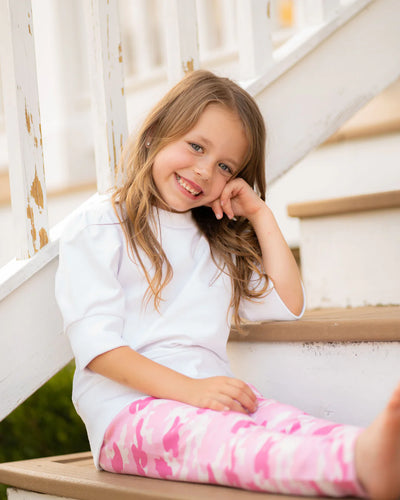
[[247, 204, 304, 316], [213, 179, 304, 316]]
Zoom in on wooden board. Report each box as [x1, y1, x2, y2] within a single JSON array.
[[0, 451, 346, 500], [287, 190, 400, 219], [230, 306, 400, 342]]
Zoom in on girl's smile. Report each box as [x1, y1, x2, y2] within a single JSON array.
[[151, 104, 249, 212], [175, 174, 203, 198]]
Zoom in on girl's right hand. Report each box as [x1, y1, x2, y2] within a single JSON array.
[[186, 376, 258, 414]]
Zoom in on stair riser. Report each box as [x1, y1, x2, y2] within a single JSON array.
[[299, 208, 400, 309], [227, 340, 400, 427]]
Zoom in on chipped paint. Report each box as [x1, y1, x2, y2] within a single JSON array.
[[26, 203, 37, 251], [107, 14, 110, 61], [121, 87, 124, 96], [39, 124, 43, 146], [267, 1, 271, 19], [182, 58, 194, 74], [25, 105, 31, 134], [39, 228, 48, 248], [34, 137, 38, 148], [118, 43, 123, 63], [111, 121, 117, 169], [30, 168, 44, 209], [28, 24, 32, 36]]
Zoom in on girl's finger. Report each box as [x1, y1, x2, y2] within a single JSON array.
[[229, 400, 248, 414], [210, 199, 223, 220], [221, 192, 235, 219], [225, 384, 258, 413]]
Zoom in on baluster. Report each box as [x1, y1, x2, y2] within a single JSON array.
[[236, 0, 273, 80], [163, 0, 200, 83], [196, 0, 219, 57], [0, 0, 49, 259], [123, 0, 159, 76], [295, 0, 340, 26], [220, 0, 237, 52], [85, 0, 128, 193]]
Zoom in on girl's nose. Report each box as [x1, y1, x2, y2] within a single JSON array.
[[194, 160, 213, 181]]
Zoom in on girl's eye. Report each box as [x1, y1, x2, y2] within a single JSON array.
[[190, 143, 203, 153], [219, 163, 233, 175]]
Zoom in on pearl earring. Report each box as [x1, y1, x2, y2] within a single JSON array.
[[146, 141, 151, 147]]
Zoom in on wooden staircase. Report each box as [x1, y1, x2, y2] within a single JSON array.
[[0, 452, 334, 500], [288, 190, 400, 309], [1, 0, 400, 499]]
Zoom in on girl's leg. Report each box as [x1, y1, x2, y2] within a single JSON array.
[[99, 396, 366, 497], [252, 391, 360, 438], [354, 382, 400, 500]]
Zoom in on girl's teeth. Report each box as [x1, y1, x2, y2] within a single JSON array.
[[176, 175, 201, 196]]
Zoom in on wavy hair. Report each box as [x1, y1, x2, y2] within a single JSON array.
[[112, 70, 269, 327]]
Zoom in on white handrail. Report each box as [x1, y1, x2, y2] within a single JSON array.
[[0, 0, 49, 259]]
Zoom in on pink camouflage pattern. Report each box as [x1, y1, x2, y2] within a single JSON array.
[[99, 390, 367, 497]]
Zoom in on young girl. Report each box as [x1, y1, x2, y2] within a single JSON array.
[[56, 70, 400, 499]]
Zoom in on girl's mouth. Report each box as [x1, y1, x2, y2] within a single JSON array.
[[175, 174, 202, 197]]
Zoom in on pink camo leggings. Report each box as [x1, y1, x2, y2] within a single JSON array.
[[99, 392, 366, 497]]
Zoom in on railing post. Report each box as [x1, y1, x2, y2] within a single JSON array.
[[163, 0, 200, 83], [0, 0, 49, 259], [85, 0, 128, 193], [122, 0, 159, 76], [196, 0, 219, 57], [236, 0, 273, 80], [220, 0, 237, 52]]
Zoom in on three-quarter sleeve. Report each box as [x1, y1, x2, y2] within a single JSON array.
[[55, 207, 129, 371], [239, 276, 306, 323]]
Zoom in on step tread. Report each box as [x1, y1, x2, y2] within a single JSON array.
[[230, 306, 400, 342], [287, 190, 400, 219], [0, 451, 346, 500]]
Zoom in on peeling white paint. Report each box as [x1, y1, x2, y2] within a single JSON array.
[[0, 0, 49, 259], [85, 0, 128, 192]]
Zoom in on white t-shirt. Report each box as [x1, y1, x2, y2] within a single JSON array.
[[55, 194, 305, 468]]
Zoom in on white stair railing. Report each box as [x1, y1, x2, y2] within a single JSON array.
[[237, 0, 273, 78], [85, 0, 129, 193], [1, 0, 400, 422], [0, 0, 49, 260], [164, 0, 200, 82]]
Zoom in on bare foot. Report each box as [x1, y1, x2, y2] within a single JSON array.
[[355, 383, 400, 499]]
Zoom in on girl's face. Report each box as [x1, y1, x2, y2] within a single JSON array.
[[151, 104, 249, 212]]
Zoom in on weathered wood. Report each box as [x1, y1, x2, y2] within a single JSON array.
[[85, 0, 128, 193], [287, 190, 400, 218], [163, 0, 199, 82], [231, 306, 400, 342], [0, 0, 49, 259], [236, 0, 273, 79], [0, 198, 97, 421], [0, 452, 350, 500]]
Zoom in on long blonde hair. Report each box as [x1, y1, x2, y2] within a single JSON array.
[[112, 70, 268, 326]]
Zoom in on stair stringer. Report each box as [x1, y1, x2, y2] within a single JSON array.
[[0, 254, 73, 421], [248, 0, 400, 183]]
